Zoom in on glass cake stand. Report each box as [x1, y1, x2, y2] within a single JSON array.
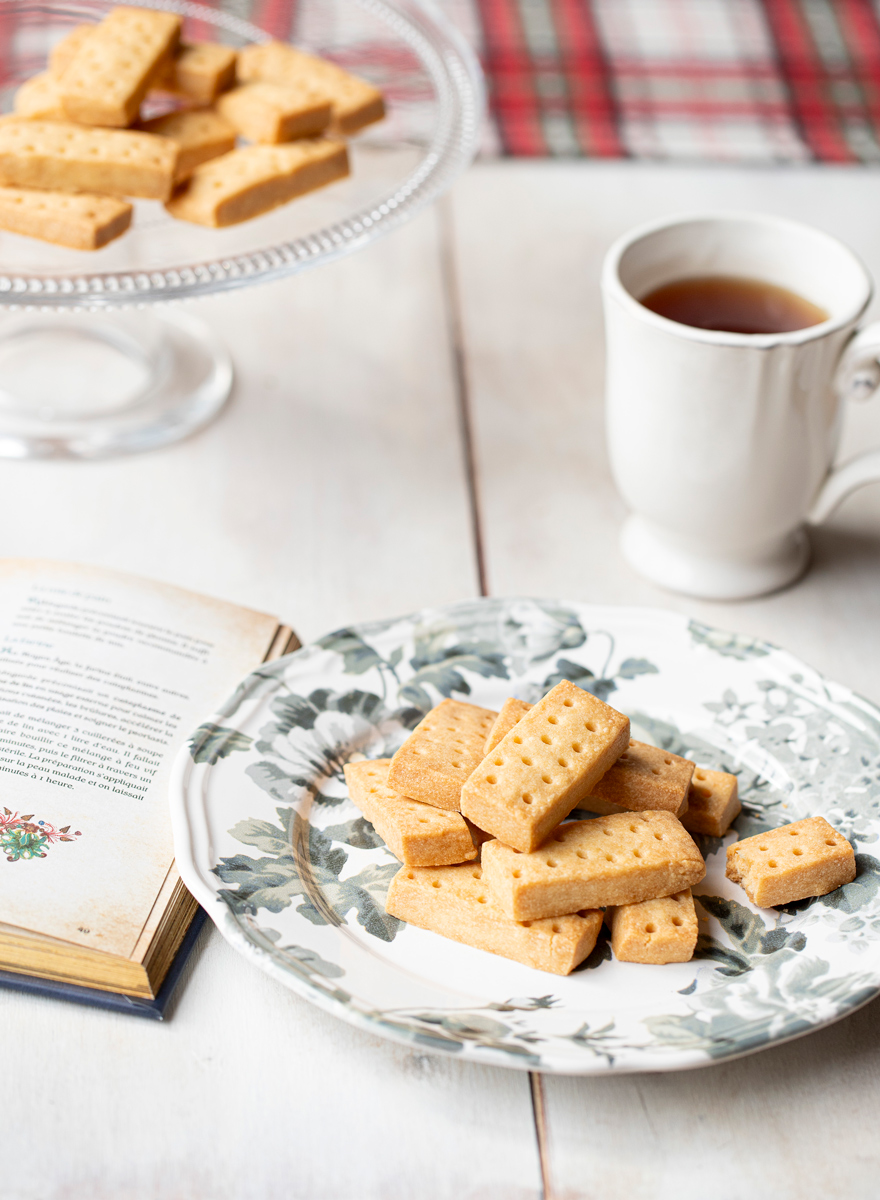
[[0, 0, 482, 456]]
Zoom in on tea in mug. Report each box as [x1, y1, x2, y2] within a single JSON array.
[[639, 275, 828, 335]]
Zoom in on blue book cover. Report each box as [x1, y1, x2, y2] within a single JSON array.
[[0, 907, 207, 1019]]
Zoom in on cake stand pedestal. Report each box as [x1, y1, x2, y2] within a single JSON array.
[[0, 310, 231, 457]]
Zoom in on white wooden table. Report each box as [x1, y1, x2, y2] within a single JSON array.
[[4, 158, 880, 1200]]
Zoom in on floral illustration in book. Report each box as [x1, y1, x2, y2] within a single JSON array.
[[0, 808, 81, 861]]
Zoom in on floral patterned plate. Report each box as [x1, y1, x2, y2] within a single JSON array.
[[170, 598, 880, 1074]]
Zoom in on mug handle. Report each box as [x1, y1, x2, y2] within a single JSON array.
[[809, 321, 880, 524]]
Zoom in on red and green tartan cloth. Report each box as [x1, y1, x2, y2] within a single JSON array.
[[456, 0, 880, 160]]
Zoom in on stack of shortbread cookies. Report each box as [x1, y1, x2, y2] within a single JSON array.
[[0, 5, 383, 249], [344, 680, 856, 975]]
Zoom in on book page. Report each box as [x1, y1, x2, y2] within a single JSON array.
[[0, 560, 279, 958]]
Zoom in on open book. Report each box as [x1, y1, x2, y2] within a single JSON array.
[[0, 560, 297, 1003]]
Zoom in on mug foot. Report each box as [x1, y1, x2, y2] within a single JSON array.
[[620, 516, 811, 601]]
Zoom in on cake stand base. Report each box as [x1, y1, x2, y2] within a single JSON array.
[[0, 309, 233, 459]]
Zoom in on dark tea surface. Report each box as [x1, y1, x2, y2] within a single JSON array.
[[639, 274, 828, 334]]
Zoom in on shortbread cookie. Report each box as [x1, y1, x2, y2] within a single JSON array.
[[164, 42, 237, 103], [344, 759, 477, 867], [385, 861, 603, 975], [49, 25, 94, 78], [386, 699, 499, 812], [165, 138, 348, 227], [237, 42, 385, 134], [482, 810, 706, 920], [606, 889, 698, 964], [14, 73, 66, 120], [484, 704, 691, 818], [140, 108, 236, 180], [0, 120, 178, 200], [60, 7, 182, 127], [726, 816, 855, 907], [681, 768, 741, 837], [484, 697, 532, 754], [217, 81, 332, 144], [460, 681, 631, 853], [0, 186, 132, 249], [485, 705, 691, 820], [589, 740, 693, 817]]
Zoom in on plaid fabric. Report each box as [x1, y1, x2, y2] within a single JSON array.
[[456, 0, 880, 160]]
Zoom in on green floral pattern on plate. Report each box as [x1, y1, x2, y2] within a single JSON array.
[[171, 599, 880, 1074]]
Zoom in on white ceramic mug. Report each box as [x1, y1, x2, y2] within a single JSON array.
[[602, 211, 880, 600]]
